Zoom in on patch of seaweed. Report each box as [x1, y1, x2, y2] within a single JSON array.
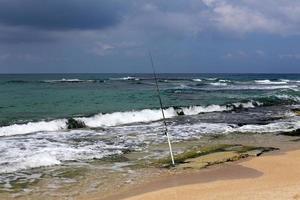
[[155, 144, 279, 168]]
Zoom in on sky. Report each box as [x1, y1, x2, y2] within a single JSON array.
[[0, 0, 299, 73]]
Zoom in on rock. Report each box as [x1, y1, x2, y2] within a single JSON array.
[[67, 118, 86, 129], [281, 129, 300, 136], [177, 151, 242, 170], [245, 150, 264, 157], [173, 106, 185, 116], [292, 108, 300, 116], [177, 110, 185, 116], [156, 144, 279, 169]]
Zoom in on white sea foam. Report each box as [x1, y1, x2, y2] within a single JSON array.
[[275, 94, 300, 102], [181, 105, 230, 115], [168, 117, 300, 139], [219, 79, 231, 83], [78, 108, 178, 127], [201, 85, 298, 90], [0, 152, 61, 174], [0, 113, 298, 173], [0, 131, 125, 173], [255, 80, 288, 85], [0, 101, 262, 136], [110, 76, 139, 81], [44, 78, 94, 83], [79, 101, 260, 128], [232, 101, 262, 108], [236, 121, 300, 133], [192, 79, 202, 82], [280, 79, 290, 82], [206, 78, 217, 81], [0, 120, 67, 137], [210, 82, 228, 86]]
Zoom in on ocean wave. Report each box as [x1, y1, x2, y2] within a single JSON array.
[[209, 82, 228, 86], [0, 132, 125, 173], [280, 79, 291, 82], [279, 79, 300, 83], [205, 78, 218, 81], [192, 79, 202, 82], [109, 76, 140, 81], [219, 79, 231, 83], [255, 80, 288, 85], [0, 152, 62, 174], [171, 119, 300, 136], [1, 117, 299, 173], [0, 120, 67, 137], [5, 80, 31, 84], [78, 101, 260, 128], [0, 101, 261, 136], [235, 120, 300, 133], [43, 78, 96, 83], [184, 85, 298, 91], [275, 94, 300, 102]]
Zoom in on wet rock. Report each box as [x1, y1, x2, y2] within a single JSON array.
[[177, 110, 185, 116], [177, 151, 242, 170], [173, 106, 185, 116], [67, 118, 86, 129], [292, 108, 300, 116], [156, 144, 279, 169], [281, 129, 300, 136]]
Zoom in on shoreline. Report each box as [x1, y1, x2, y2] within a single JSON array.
[[1, 133, 299, 199], [104, 149, 300, 200]]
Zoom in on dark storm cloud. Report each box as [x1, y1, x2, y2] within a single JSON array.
[[0, 0, 299, 73], [0, 27, 56, 43], [0, 0, 126, 31]]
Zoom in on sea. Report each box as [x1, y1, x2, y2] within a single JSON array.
[[0, 73, 300, 195]]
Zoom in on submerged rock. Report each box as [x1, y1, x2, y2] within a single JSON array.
[[67, 118, 86, 129]]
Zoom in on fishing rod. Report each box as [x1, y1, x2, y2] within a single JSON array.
[[149, 52, 175, 166]]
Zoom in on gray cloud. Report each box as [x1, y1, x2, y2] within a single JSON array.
[[0, 0, 299, 73], [0, 0, 126, 31]]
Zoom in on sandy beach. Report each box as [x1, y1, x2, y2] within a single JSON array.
[[121, 150, 300, 200]]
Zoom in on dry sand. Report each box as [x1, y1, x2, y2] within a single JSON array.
[[122, 150, 300, 200]]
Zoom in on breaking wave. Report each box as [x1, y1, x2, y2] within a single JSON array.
[[255, 80, 288, 85], [192, 78, 202, 82], [0, 101, 261, 136], [210, 82, 228, 86], [0, 120, 67, 137], [109, 76, 140, 81], [43, 78, 96, 83]]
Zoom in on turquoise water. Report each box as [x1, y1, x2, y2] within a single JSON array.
[[0, 73, 299, 176], [0, 73, 299, 126]]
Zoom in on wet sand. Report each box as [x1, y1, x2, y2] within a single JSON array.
[[120, 150, 300, 200]]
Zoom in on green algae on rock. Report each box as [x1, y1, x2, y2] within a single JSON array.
[[156, 144, 279, 169]]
